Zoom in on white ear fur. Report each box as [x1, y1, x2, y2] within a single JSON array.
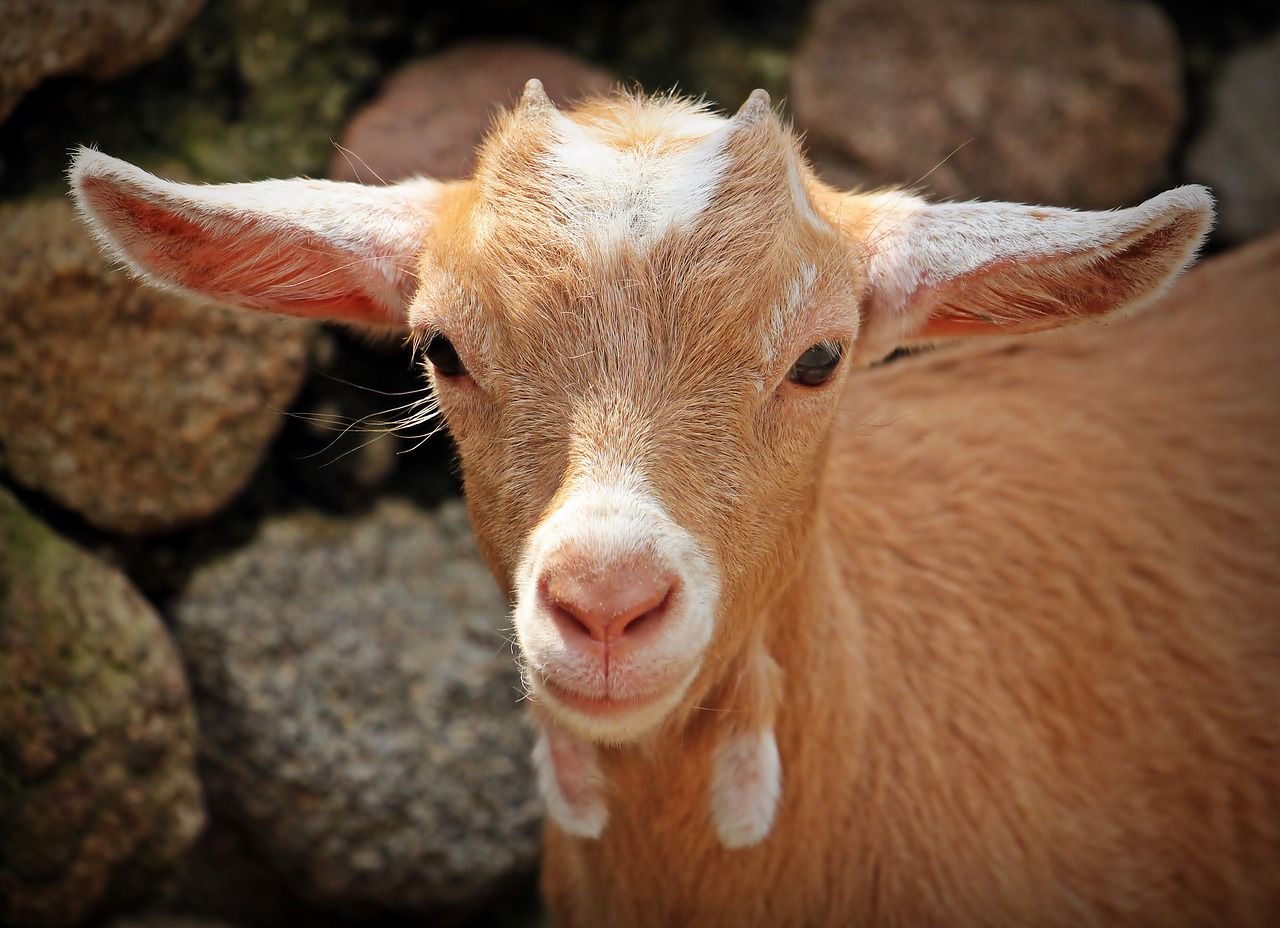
[[710, 726, 782, 849], [854, 185, 1215, 363], [533, 721, 609, 840], [68, 147, 441, 324]]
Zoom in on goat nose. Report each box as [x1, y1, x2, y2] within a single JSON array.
[[541, 559, 674, 645]]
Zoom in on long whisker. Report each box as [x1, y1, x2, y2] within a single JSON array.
[[331, 141, 391, 187]]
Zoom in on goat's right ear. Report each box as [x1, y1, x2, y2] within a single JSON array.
[[69, 147, 443, 326]]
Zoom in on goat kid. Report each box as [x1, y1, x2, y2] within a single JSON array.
[[70, 83, 1280, 926]]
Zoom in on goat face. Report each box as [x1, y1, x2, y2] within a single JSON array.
[[408, 89, 861, 744]]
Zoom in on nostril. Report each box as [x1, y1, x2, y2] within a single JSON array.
[[541, 578, 596, 640], [617, 587, 671, 638], [539, 560, 676, 645]]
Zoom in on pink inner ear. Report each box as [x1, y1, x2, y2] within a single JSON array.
[[86, 176, 387, 323], [912, 249, 1149, 341], [915, 315, 1011, 338]]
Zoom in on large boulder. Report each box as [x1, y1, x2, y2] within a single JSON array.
[[1186, 32, 1280, 244], [330, 42, 615, 183], [0, 199, 313, 534], [0, 0, 208, 124], [0, 487, 205, 928], [170, 499, 540, 923], [790, 0, 1183, 208]]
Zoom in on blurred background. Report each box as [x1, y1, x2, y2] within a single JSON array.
[[1, 1, 1278, 927]]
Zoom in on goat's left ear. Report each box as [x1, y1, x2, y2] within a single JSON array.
[[69, 147, 443, 326], [851, 186, 1215, 363]]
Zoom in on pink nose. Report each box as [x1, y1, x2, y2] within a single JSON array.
[[541, 556, 675, 645]]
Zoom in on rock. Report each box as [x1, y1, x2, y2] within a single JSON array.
[[170, 500, 540, 922], [106, 917, 234, 928], [790, 0, 1183, 208], [0, 487, 205, 928], [330, 42, 615, 183], [0, 0, 441, 198], [0, 0, 209, 124], [1185, 32, 1280, 243], [0, 199, 314, 535], [186, 0, 395, 183], [149, 820, 347, 928]]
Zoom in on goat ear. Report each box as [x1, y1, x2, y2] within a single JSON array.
[[853, 186, 1215, 363], [69, 147, 442, 325]]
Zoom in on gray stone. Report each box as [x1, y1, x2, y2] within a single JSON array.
[[790, 0, 1183, 208], [1186, 32, 1280, 243], [330, 42, 615, 183], [170, 499, 540, 922], [0, 486, 205, 928], [0, 199, 314, 535], [0, 0, 208, 123]]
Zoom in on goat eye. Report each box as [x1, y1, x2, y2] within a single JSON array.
[[787, 342, 843, 387], [424, 333, 467, 378]]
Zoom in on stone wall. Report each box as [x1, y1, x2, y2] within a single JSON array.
[[2, 2, 1277, 926]]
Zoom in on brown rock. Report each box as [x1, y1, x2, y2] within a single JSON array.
[[0, 0, 209, 123], [330, 42, 615, 183], [0, 487, 205, 928], [1186, 32, 1280, 243], [791, 0, 1183, 208], [0, 199, 313, 534]]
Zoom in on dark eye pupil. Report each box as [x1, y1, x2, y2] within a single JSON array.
[[424, 333, 466, 377], [787, 342, 843, 387]]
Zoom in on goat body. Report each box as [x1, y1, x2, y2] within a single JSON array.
[[69, 84, 1280, 926], [545, 233, 1280, 927]]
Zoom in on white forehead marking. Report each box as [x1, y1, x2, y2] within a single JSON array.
[[543, 109, 732, 252]]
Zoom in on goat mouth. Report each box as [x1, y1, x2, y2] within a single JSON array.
[[537, 675, 665, 717], [534, 675, 687, 743], [532, 663, 703, 743]]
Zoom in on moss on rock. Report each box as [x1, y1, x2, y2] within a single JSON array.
[[0, 488, 205, 928], [0, 0, 445, 195]]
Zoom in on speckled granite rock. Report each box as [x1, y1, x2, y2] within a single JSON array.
[[0, 0, 208, 123], [0, 199, 313, 534], [791, 0, 1183, 208], [1186, 32, 1280, 243], [330, 42, 615, 183], [0, 487, 205, 928], [170, 499, 540, 923]]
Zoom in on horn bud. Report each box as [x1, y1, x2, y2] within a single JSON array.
[[733, 88, 773, 125], [519, 78, 556, 114]]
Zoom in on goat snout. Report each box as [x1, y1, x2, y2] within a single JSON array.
[[540, 555, 676, 646], [515, 479, 718, 741]]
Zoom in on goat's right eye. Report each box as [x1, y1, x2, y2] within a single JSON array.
[[424, 334, 467, 378]]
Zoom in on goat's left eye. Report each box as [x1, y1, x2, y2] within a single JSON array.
[[787, 342, 843, 387], [424, 333, 467, 378]]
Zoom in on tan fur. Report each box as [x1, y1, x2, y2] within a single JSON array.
[[68, 89, 1280, 926], [543, 232, 1280, 928]]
